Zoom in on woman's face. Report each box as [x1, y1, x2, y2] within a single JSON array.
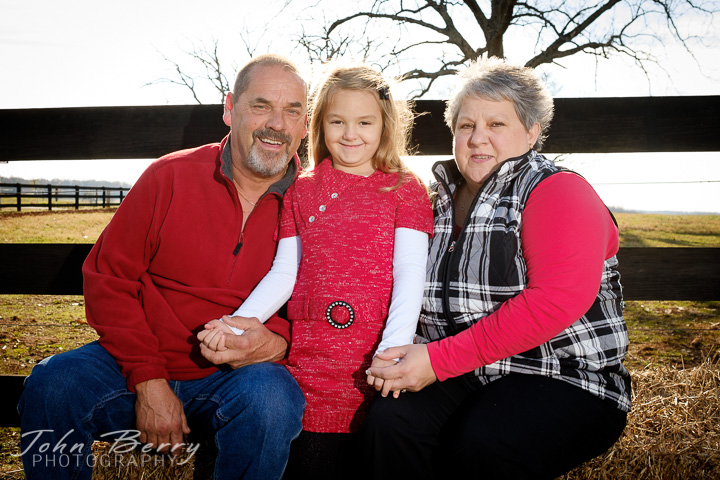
[[453, 96, 540, 190]]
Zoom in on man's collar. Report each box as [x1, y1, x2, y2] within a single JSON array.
[[220, 137, 298, 197], [220, 138, 234, 180]]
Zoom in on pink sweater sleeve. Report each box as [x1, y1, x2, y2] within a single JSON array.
[[427, 172, 619, 381]]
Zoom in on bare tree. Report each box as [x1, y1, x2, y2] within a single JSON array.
[[294, 0, 718, 97], [147, 37, 234, 104], [149, 0, 297, 104], [151, 0, 717, 102]]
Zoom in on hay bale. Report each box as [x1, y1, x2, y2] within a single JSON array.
[[91, 440, 215, 480], [562, 358, 720, 480], [85, 359, 719, 479]]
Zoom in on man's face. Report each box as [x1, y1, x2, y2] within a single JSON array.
[[223, 65, 307, 178]]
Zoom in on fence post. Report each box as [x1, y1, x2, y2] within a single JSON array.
[[102, 187, 106, 208], [75, 186, 79, 210], [47, 184, 52, 211], [15, 184, 21, 212], [120, 188, 125, 204]]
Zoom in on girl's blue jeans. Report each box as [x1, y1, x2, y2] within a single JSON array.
[[17, 341, 305, 480]]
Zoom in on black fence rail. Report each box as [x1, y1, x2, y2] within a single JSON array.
[[0, 97, 719, 428], [0, 183, 129, 211]]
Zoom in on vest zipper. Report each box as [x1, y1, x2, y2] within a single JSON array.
[[436, 166, 501, 335], [436, 172, 462, 334]]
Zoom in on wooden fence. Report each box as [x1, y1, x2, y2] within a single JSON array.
[[0, 96, 719, 427], [0, 183, 129, 211]]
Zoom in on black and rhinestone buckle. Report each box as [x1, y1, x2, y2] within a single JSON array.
[[325, 300, 355, 329]]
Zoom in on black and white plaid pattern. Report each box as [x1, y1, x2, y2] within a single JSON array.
[[419, 152, 631, 412]]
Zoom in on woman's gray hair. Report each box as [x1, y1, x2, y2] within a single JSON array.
[[444, 56, 554, 151]]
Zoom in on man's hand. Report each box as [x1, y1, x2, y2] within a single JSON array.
[[134, 379, 190, 455], [198, 315, 288, 369]]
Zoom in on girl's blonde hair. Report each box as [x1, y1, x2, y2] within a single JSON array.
[[309, 63, 418, 189]]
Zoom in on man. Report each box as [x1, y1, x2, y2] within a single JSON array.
[[18, 53, 308, 480]]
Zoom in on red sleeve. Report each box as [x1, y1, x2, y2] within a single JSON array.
[[427, 172, 619, 380], [279, 183, 299, 240], [83, 165, 170, 391]]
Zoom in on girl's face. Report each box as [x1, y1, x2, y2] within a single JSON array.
[[323, 89, 383, 176]]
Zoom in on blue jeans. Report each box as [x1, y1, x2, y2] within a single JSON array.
[[17, 341, 305, 480]]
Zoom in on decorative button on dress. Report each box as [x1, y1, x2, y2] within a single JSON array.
[[280, 158, 434, 433]]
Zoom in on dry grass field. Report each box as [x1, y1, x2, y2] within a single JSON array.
[[1, 209, 719, 478]]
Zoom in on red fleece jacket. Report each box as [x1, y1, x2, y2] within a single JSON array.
[[83, 136, 295, 391]]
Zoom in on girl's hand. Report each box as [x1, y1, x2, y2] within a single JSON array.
[[366, 344, 437, 393], [198, 317, 288, 368], [197, 319, 235, 352], [205, 318, 232, 332], [367, 355, 401, 398], [198, 327, 226, 352]]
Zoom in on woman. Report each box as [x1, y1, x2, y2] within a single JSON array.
[[361, 56, 631, 480]]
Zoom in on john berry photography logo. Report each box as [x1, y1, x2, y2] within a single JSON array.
[[16, 429, 201, 469]]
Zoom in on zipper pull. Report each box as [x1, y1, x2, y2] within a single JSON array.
[[233, 233, 245, 256], [448, 240, 456, 253]]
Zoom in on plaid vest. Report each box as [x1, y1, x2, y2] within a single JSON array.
[[419, 151, 631, 412]]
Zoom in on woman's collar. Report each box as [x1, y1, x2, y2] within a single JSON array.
[[431, 149, 536, 188]]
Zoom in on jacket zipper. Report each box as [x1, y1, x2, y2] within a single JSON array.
[[226, 208, 244, 283], [233, 232, 245, 256], [226, 180, 251, 282], [226, 191, 279, 283]]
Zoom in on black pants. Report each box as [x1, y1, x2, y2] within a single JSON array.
[[359, 374, 627, 480]]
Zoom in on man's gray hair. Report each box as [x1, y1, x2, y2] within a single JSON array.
[[444, 56, 554, 151], [232, 54, 307, 100]]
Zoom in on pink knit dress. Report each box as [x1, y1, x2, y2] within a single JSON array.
[[280, 158, 433, 433]]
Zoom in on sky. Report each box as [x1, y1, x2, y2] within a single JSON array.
[[1, 0, 719, 213]]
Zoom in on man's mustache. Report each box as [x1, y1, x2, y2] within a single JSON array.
[[253, 128, 292, 145]]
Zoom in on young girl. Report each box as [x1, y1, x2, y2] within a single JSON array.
[[199, 63, 433, 473]]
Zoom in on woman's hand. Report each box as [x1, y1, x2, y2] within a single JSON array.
[[366, 344, 437, 395]]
